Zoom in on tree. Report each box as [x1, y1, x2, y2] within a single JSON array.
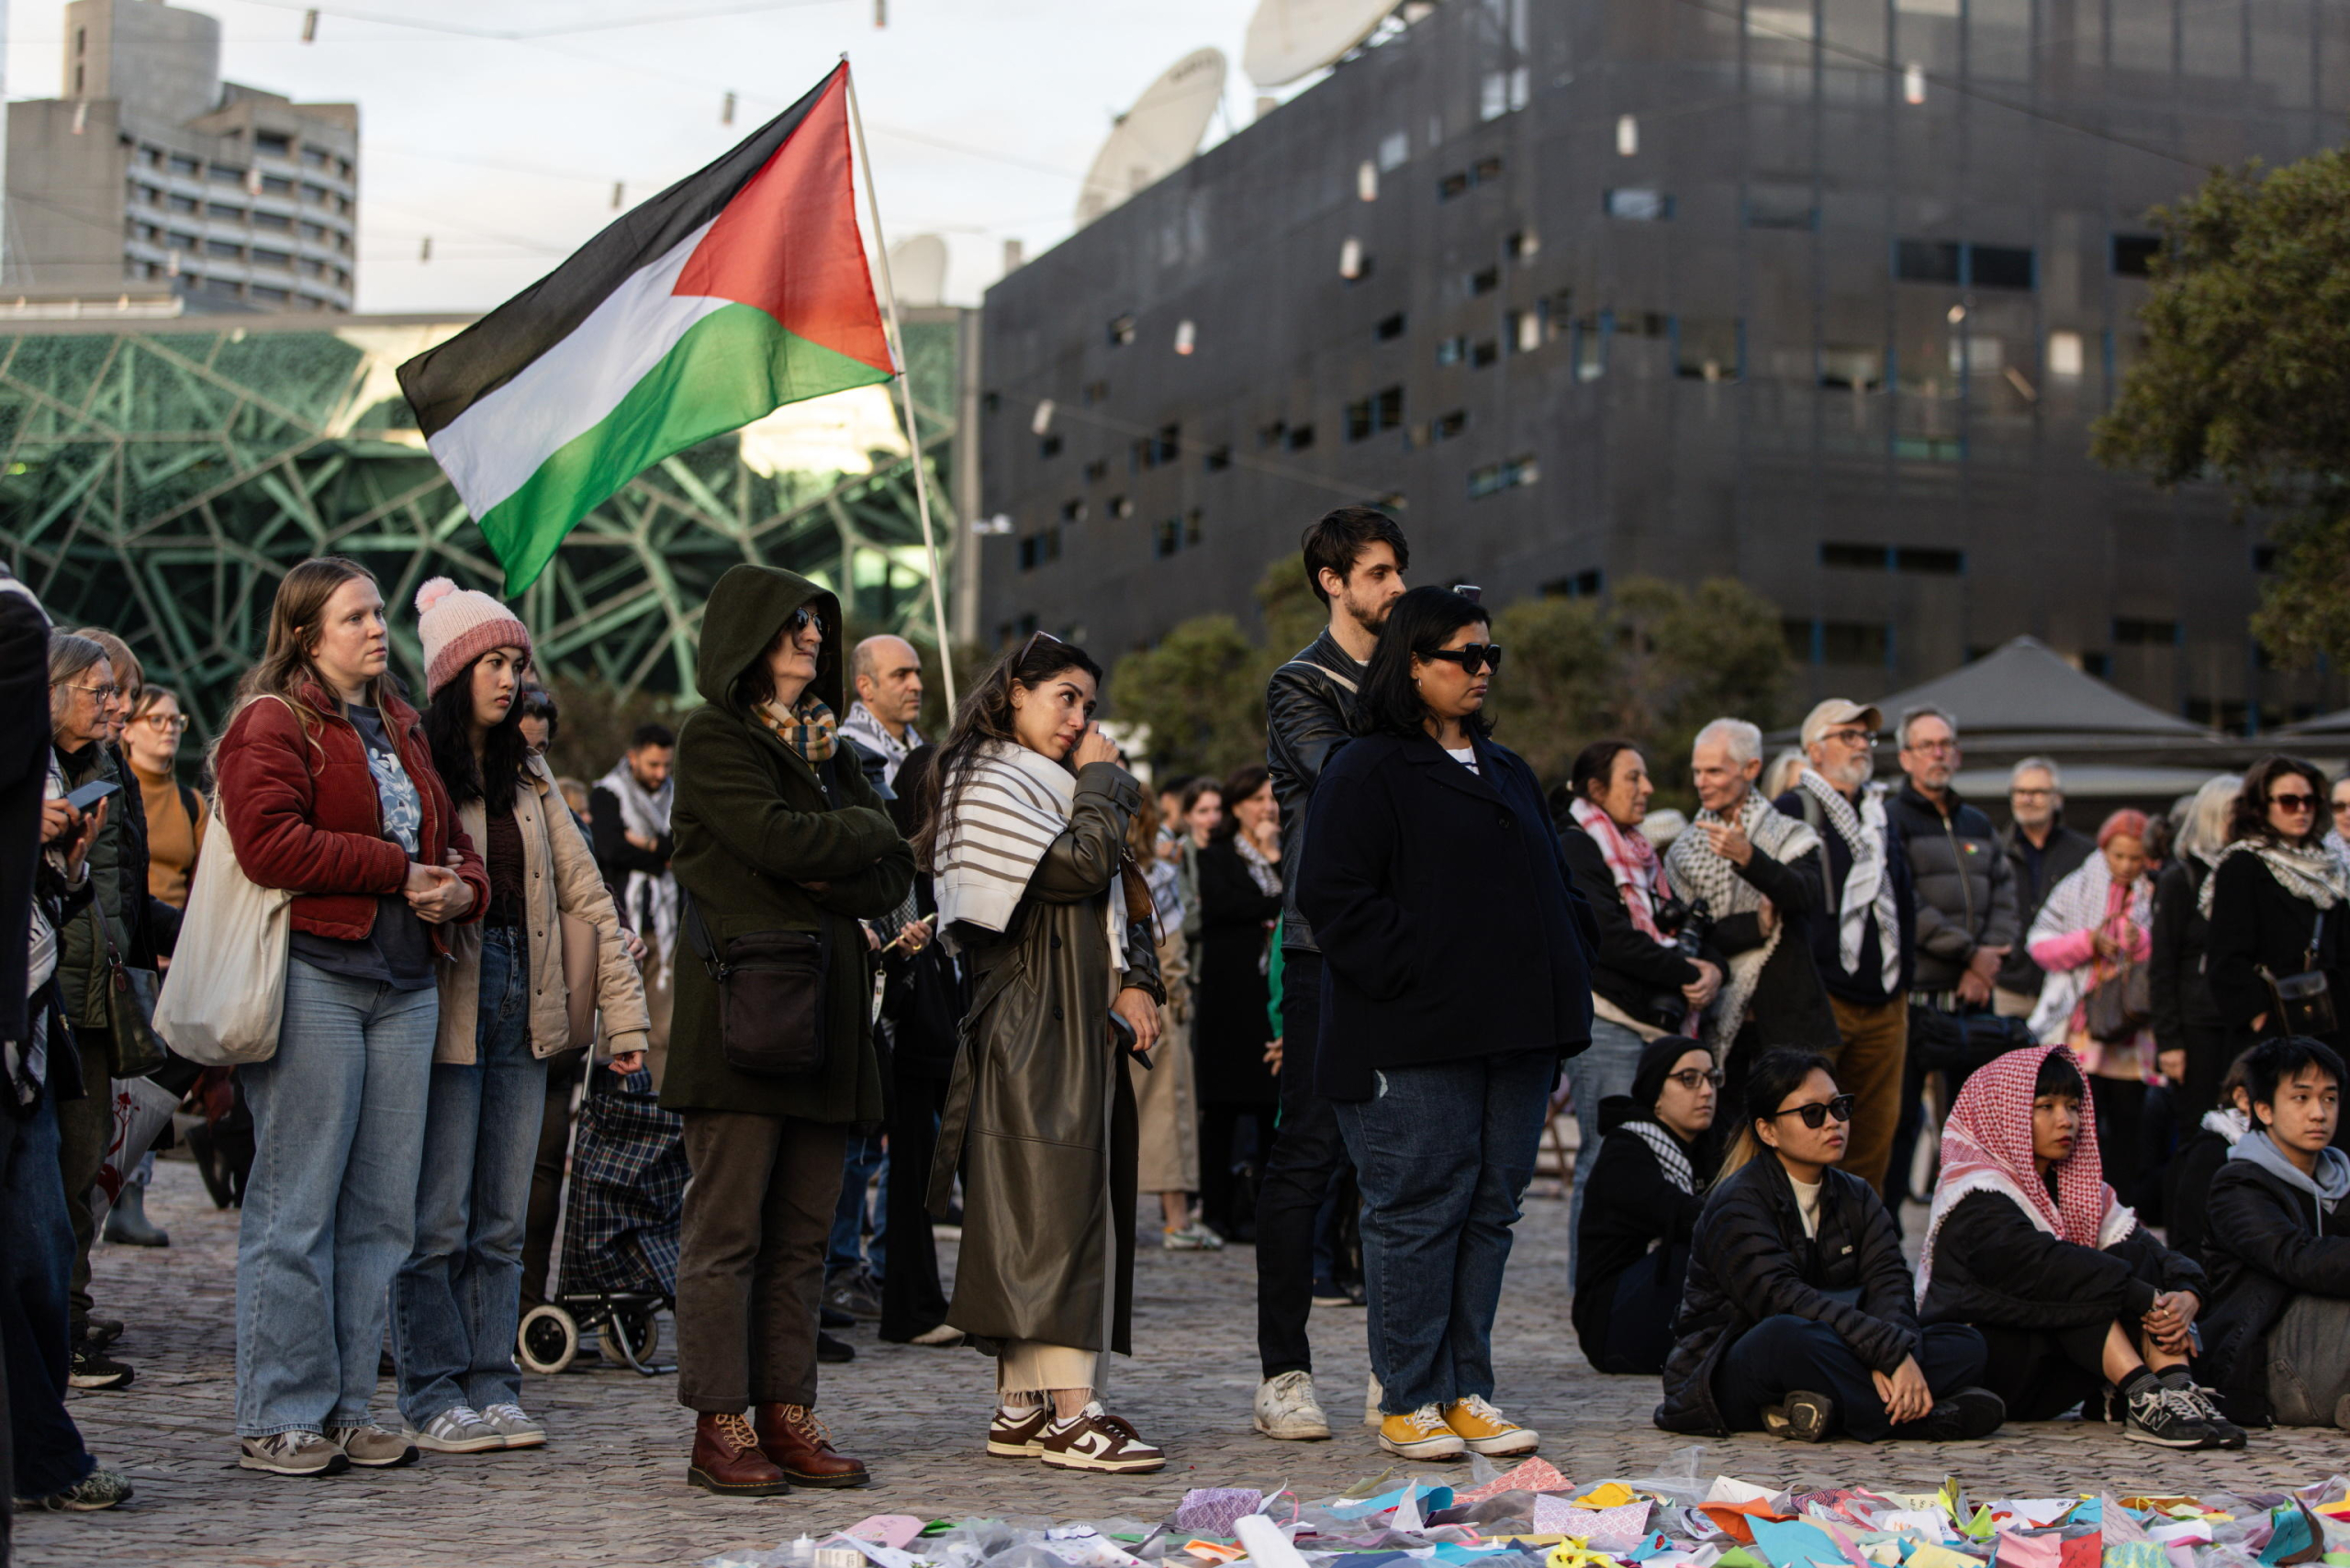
[[1108, 614, 1266, 780], [2093, 151, 2350, 666]]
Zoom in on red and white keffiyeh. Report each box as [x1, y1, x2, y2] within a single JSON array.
[[1570, 797, 1673, 943], [1915, 1042, 2136, 1303]]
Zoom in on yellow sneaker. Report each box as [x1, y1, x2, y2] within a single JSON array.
[[1376, 1403, 1467, 1459], [1442, 1394, 1539, 1456]]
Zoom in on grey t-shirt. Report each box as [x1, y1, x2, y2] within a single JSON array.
[[288, 702, 435, 991]]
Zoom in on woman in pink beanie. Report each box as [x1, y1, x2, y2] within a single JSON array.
[[391, 578, 653, 1457]]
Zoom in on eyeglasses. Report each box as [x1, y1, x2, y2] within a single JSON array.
[[1424, 643, 1505, 675], [2270, 791, 2320, 812], [1907, 738, 1958, 754], [2010, 787, 2055, 800], [1769, 1093, 1856, 1129], [59, 682, 120, 704], [1821, 728, 1875, 749], [1667, 1068, 1725, 1092], [140, 712, 190, 733]]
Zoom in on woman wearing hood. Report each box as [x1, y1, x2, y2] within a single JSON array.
[[1916, 1043, 2232, 1449], [1571, 1035, 1721, 1375], [913, 633, 1167, 1473], [662, 565, 914, 1498], [2196, 1036, 2350, 1428]]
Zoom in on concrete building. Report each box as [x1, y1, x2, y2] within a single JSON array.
[[977, 0, 2350, 733], [6, 0, 357, 312]]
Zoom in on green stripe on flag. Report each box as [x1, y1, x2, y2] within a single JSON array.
[[476, 301, 893, 594]]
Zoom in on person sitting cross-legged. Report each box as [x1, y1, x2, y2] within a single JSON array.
[[1572, 1036, 1722, 1375], [2196, 1036, 2350, 1430], [1654, 1048, 2003, 1443], [1916, 1043, 2240, 1450]]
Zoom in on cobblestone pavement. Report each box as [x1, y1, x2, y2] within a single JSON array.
[[19, 1159, 2350, 1568]]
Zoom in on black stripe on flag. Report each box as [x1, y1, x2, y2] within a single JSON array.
[[397, 63, 841, 441]]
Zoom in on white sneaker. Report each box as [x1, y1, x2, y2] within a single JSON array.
[[1254, 1370, 1332, 1440], [408, 1405, 504, 1454], [1160, 1223, 1225, 1251], [1363, 1372, 1384, 1428], [477, 1402, 546, 1449]]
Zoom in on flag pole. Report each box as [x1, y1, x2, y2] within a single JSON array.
[[841, 55, 957, 713]]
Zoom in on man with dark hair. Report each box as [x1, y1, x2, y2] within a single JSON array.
[[2196, 1036, 2350, 1428], [1254, 506, 1407, 1443]]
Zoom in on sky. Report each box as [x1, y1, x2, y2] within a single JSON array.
[[3, 0, 1319, 313]]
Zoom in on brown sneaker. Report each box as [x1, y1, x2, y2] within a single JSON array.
[[753, 1402, 869, 1488], [987, 1401, 1052, 1458], [1036, 1402, 1166, 1473], [688, 1412, 790, 1496]]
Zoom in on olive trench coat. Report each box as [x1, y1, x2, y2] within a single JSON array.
[[929, 760, 1164, 1359]]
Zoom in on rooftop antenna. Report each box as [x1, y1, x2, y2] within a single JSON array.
[[1242, 0, 1401, 88], [1073, 48, 1225, 228]]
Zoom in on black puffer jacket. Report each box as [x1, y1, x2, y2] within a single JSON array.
[[2196, 1148, 2350, 1424], [1919, 1188, 2200, 1329], [1888, 782, 2019, 994], [1654, 1153, 1918, 1434]]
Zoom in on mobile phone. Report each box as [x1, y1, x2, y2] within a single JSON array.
[[1108, 1008, 1151, 1069], [63, 779, 120, 812]]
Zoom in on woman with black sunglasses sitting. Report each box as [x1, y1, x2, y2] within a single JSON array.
[[1297, 586, 1598, 1462], [1572, 1036, 1723, 1375], [1654, 1049, 2003, 1443]]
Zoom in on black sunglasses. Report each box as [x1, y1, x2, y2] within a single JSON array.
[[2270, 790, 2319, 812], [788, 604, 826, 638], [1424, 643, 1504, 676], [1769, 1093, 1856, 1129]]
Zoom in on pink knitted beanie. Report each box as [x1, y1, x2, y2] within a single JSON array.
[[414, 577, 532, 699]]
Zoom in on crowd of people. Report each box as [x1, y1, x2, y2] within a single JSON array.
[[6, 506, 2350, 1533]]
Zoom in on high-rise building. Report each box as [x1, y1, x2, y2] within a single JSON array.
[[6, 0, 358, 312], [978, 0, 2350, 732]]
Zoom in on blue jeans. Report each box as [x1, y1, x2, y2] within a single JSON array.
[[1566, 1017, 1645, 1279], [236, 959, 437, 1438], [2, 1062, 95, 1496], [394, 927, 547, 1424], [827, 1132, 887, 1281], [1335, 1047, 1555, 1415]]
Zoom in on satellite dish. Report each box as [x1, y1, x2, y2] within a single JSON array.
[[888, 234, 947, 308], [1243, 0, 1398, 88], [1074, 47, 1225, 227]]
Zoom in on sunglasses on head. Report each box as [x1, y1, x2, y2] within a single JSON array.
[[1424, 643, 1504, 675], [1018, 628, 1067, 664], [2271, 790, 2319, 812], [1769, 1093, 1856, 1129], [1667, 1067, 1725, 1092]]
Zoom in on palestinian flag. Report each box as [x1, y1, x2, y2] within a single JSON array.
[[398, 63, 893, 594]]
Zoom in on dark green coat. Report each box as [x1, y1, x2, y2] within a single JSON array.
[[659, 565, 914, 1124]]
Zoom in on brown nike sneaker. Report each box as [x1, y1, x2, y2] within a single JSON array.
[[1036, 1402, 1166, 1473], [688, 1412, 789, 1496], [753, 1402, 868, 1488], [987, 1401, 1052, 1458]]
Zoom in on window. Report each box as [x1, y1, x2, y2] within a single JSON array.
[[252, 210, 291, 230], [1506, 230, 1538, 261], [1285, 424, 1315, 452], [1438, 171, 1471, 201], [210, 163, 247, 185], [167, 193, 198, 214], [205, 239, 241, 259], [1436, 336, 1467, 366], [1470, 266, 1499, 296], [298, 220, 327, 241], [2112, 235, 2161, 277], [251, 284, 289, 305], [1203, 444, 1232, 472], [261, 174, 294, 196], [1472, 155, 1504, 184], [1059, 499, 1087, 524], [207, 202, 246, 221], [1258, 420, 1288, 449], [1138, 423, 1180, 468], [1471, 339, 1499, 368], [1428, 409, 1467, 442], [168, 153, 200, 176], [1109, 496, 1134, 519], [2048, 330, 2085, 377], [252, 247, 292, 269], [1106, 314, 1136, 346], [1467, 454, 1538, 498], [1746, 186, 1817, 230], [1897, 240, 1963, 283], [1605, 188, 1672, 221], [1154, 518, 1182, 558], [2113, 617, 2179, 646], [1971, 245, 2034, 289], [255, 132, 291, 157], [1508, 307, 1545, 353], [1822, 543, 1888, 569], [1378, 130, 1408, 170], [1544, 569, 1605, 599], [1082, 458, 1108, 484], [1821, 622, 1889, 665], [1676, 318, 1740, 381], [1037, 433, 1062, 459], [166, 229, 197, 250], [1896, 546, 1964, 575], [1375, 312, 1406, 342], [2254, 545, 2277, 573], [1186, 508, 1203, 546], [301, 145, 331, 169], [1345, 386, 1404, 442], [1819, 345, 1881, 390], [302, 184, 331, 205]]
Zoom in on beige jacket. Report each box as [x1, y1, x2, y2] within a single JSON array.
[[433, 754, 652, 1065]]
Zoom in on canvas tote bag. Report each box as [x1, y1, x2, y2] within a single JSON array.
[[155, 797, 296, 1066]]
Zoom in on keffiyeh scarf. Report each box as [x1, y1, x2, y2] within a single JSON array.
[[934, 740, 1130, 969], [2197, 837, 2350, 917], [1570, 796, 1673, 941], [594, 753, 677, 969], [1797, 770, 1903, 993], [1625, 1119, 1695, 1195], [1916, 1042, 2135, 1303], [840, 700, 922, 789], [1665, 788, 1821, 1045]]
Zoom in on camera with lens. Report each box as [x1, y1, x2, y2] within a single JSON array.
[[1643, 895, 1714, 1032]]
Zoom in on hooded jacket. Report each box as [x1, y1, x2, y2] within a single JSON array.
[[658, 565, 914, 1124], [2196, 1130, 2350, 1423]]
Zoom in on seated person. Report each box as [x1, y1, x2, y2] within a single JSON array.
[[2197, 1036, 2350, 1429], [1916, 1044, 2239, 1450], [2165, 1057, 2255, 1266], [1573, 1036, 1723, 1374], [1654, 1049, 2003, 1443]]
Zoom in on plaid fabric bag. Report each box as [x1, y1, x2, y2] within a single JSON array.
[[559, 1067, 688, 1299]]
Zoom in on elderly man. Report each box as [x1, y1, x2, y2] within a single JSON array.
[[1774, 699, 1917, 1196], [839, 633, 927, 791], [1666, 718, 1835, 1101], [1995, 756, 2094, 1018]]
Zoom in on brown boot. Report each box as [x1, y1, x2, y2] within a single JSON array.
[[689, 1412, 790, 1496], [754, 1402, 870, 1488]]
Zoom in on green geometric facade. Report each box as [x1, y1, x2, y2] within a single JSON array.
[[0, 310, 962, 736]]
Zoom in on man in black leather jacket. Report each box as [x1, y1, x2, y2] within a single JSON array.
[[1252, 506, 1406, 1445]]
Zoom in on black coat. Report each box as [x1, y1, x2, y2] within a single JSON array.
[[1705, 828, 1841, 1053], [1655, 1154, 1919, 1434], [0, 577, 49, 1046], [2206, 849, 2347, 1052], [2165, 1124, 2234, 1266], [1264, 629, 1366, 955], [1887, 783, 2020, 994], [1557, 825, 1701, 1028], [2196, 1150, 2350, 1423], [1918, 1188, 2200, 1330], [1297, 729, 1596, 1102], [2150, 859, 2224, 1050], [1572, 1097, 1709, 1370], [1997, 821, 2096, 999], [1192, 836, 1281, 1106], [1772, 787, 1917, 1005]]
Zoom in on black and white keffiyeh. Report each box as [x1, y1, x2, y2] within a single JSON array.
[[595, 755, 677, 968], [1625, 1118, 1696, 1194], [1665, 786, 1821, 1043], [1797, 769, 1903, 993], [2197, 837, 2350, 918]]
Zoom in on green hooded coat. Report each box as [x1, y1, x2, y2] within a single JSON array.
[[658, 565, 914, 1123]]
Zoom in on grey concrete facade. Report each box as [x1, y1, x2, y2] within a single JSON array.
[[6, 0, 357, 313], [977, 0, 2350, 733]]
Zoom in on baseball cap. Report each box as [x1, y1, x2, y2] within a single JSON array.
[[1800, 698, 1884, 749]]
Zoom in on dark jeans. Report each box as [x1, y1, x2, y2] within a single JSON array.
[[1591, 1244, 1686, 1376], [3, 1076, 95, 1497], [1256, 949, 1354, 1379], [1975, 1319, 2109, 1420], [827, 1132, 886, 1281], [521, 1047, 585, 1309], [676, 1110, 846, 1414], [878, 1062, 951, 1342], [1335, 1046, 1554, 1415], [55, 1028, 108, 1342], [1713, 1316, 1988, 1441], [1200, 1103, 1266, 1239], [2097, 1075, 2150, 1207]]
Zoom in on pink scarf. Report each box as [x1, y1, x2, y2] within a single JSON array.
[[1570, 797, 1673, 942]]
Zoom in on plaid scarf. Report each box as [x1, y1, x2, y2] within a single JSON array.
[[758, 697, 838, 763]]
